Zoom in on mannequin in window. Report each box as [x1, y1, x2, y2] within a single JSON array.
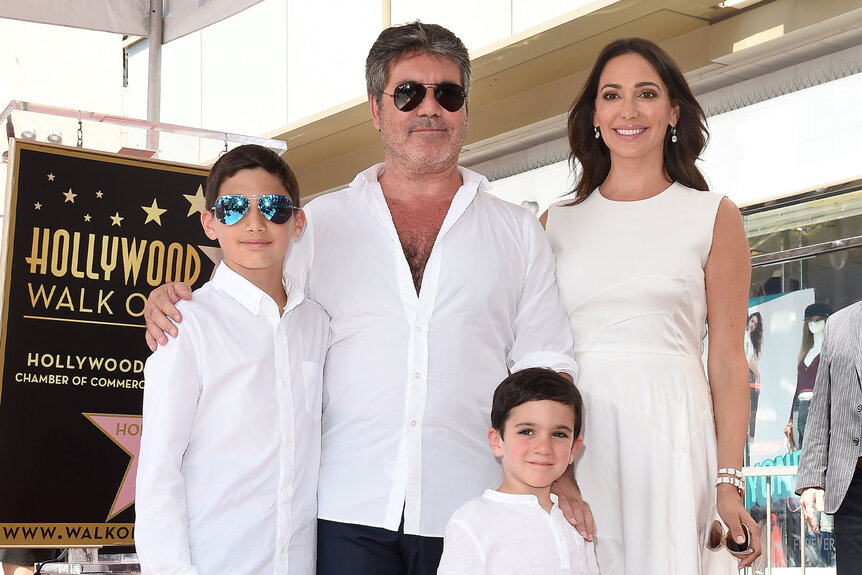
[[745, 311, 764, 444], [784, 303, 833, 451]]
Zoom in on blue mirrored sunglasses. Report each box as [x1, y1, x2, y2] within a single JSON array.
[[212, 194, 296, 226]]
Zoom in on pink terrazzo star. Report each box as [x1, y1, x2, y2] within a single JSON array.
[[84, 413, 143, 520]]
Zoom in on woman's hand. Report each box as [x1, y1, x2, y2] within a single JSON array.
[[783, 422, 797, 451], [716, 484, 761, 568]]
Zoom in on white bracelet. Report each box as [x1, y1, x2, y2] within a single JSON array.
[[715, 476, 745, 496], [718, 467, 743, 478], [716, 476, 744, 488]]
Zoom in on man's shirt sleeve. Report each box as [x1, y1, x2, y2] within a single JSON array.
[[508, 212, 578, 381]]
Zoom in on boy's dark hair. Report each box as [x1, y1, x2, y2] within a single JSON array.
[[205, 144, 299, 210], [491, 368, 583, 438]]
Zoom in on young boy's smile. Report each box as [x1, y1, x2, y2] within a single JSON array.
[[489, 399, 581, 509], [201, 167, 305, 292]]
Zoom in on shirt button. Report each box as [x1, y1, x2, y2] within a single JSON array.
[[414, 372, 421, 379], [854, 438, 860, 446], [857, 404, 862, 412], [415, 326, 422, 333], [410, 420, 417, 427]]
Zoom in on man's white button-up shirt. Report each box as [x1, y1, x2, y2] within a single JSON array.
[[285, 164, 576, 537], [136, 263, 329, 574]]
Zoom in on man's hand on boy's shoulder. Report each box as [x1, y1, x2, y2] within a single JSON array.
[[145, 282, 193, 351], [551, 468, 595, 542]]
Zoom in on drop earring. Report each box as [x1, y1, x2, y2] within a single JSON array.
[[594, 126, 601, 140], [671, 125, 678, 143]]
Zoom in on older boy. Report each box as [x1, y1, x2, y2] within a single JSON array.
[[135, 145, 329, 575], [437, 368, 599, 575]]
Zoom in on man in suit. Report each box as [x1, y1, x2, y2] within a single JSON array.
[[796, 300, 862, 573]]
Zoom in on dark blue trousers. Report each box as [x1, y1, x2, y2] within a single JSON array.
[[835, 465, 862, 575], [317, 517, 444, 575]]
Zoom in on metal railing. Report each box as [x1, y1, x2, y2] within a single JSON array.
[[742, 465, 835, 574]]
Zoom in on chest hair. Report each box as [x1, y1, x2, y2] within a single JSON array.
[[387, 200, 451, 294]]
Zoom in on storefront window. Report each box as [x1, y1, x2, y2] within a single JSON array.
[[741, 179, 862, 571]]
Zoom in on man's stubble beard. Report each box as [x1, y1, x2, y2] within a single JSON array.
[[379, 111, 468, 177]]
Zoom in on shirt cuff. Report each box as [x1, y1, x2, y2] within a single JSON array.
[[511, 352, 579, 383]]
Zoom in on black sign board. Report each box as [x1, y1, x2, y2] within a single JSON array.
[[0, 140, 215, 546]]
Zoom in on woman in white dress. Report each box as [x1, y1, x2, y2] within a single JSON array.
[[542, 38, 761, 573]]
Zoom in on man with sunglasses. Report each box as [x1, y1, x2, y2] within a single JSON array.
[[145, 22, 586, 575]]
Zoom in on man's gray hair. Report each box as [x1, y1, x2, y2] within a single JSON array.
[[366, 21, 471, 105]]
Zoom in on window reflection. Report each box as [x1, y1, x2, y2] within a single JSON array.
[[741, 182, 862, 571]]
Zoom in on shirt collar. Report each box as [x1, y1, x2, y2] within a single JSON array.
[[483, 489, 559, 509], [211, 262, 305, 316], [352, 162, 492, 194], [355, 163, 493, 247]]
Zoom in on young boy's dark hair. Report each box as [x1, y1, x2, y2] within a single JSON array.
[[490, 368, 583, 438], [205, 144, 300, 209]]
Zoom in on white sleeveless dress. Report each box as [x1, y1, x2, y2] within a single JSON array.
[[545, 183, 737, 574]]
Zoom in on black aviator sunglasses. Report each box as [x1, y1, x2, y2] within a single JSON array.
[[382, 82, 466, 113]]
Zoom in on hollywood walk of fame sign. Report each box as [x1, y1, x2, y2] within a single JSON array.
[[0, 140, 218, 546]]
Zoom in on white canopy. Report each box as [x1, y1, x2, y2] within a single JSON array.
[[0, 0, 262, 43], [0, 0, 264, 146]]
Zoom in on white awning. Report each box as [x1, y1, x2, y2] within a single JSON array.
[[0, 0, 263, 43]]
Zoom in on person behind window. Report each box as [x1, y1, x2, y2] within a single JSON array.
[[745, 311, 763, 444], [784, 303, 832, 451]]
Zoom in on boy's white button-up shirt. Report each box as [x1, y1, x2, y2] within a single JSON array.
[[285, 164, 577, 537], [437, 490, 600, 574], [136, 263, 329, 575]]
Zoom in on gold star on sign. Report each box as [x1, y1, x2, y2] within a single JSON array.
[[110, 212, 124, 227], [84, 214, 92, 222], [184, 185, 206, 216], [96, 190, 104, 198], [142, 199, 167, 226], [47, 173, 55, 181], [34, 202, 42, 210], [63, 188, 77, 203]]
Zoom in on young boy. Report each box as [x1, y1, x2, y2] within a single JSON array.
[[437, 368, 599, 574], [135, 145, 328, 575]]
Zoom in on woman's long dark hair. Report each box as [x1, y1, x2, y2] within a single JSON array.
[[748, 312, 763, 358], [567, 37, 709, 204]]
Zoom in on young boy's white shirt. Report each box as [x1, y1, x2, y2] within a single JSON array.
[[136, 262, 329, 575], [437, 490, 600, 575]]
